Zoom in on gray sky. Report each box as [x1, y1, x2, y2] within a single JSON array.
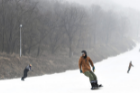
[[65, 0, 140, 10]]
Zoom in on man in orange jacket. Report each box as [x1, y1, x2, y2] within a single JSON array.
[[79, 50, 102, 90]]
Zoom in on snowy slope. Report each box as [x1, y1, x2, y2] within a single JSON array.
[[0, 44, 140, 97]]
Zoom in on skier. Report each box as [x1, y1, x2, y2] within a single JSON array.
[[21, 64, 32, 81], [79, 50, 102, 90], [127, 61, 134, 73]]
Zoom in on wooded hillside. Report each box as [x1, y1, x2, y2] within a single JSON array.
[[0, 0, 138, 79]]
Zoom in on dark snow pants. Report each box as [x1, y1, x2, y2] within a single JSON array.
[[22, 69, 29, 80], [84, 71, 97, 82], [127, 68, 131, 73]]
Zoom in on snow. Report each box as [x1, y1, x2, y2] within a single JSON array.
[[0, 44, 140, 97]]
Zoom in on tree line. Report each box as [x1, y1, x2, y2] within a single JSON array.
[[0, 0, 139, 57]]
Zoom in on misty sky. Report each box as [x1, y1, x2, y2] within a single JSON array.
[[65, 0, 140, 10]]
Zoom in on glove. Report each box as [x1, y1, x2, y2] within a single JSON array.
[[80, 69, 82, 73], [93, 66, 95, 72]]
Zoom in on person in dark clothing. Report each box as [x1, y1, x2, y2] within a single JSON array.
[[79, 50, 102, 90], [21, 64, 32, 81], [127, 61, 134, 73]]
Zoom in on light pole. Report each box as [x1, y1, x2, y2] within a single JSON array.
[[20, 24, 22, 57]]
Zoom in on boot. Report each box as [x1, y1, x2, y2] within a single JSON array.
[[95, 81, 102, 87], [91, 82, 95, 90], [21, 77, 24, 81], [90, 82, 98, 90]]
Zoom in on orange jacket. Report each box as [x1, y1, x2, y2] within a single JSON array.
[[79, 56, 94, 73]]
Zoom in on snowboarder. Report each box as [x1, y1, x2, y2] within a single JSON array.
[[21, 64, 32, 81], [79, 50, 102, 90], [127, 61, 134, 73]]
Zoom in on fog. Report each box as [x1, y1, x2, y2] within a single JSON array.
[[66, 0, 140, 11], [0, 0, 139, 78], [65, 0, 140, 37]]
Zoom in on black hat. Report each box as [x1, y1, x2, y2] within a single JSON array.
[[81, 50, 87, 58]]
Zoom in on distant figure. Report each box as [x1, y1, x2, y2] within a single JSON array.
[[79, 50, 102, 90], [127, 61, 134, 73], [21, 64, 32, 81]]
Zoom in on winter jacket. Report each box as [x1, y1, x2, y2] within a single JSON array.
[[79, 56, 94, 73], [128, 62, 133, 70], [25, 65, 31, 71]]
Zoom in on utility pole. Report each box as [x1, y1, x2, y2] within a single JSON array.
[[20, 24, 22, 57]]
